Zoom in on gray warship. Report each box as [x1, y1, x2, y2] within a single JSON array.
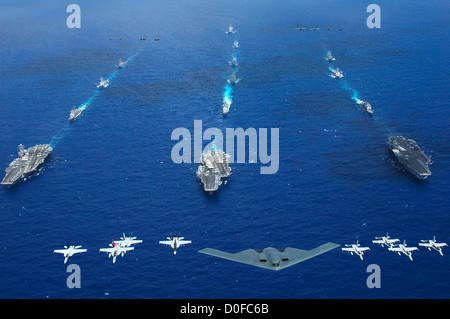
[[197, 149, 231, 192], [117, 59, 127, 68], [229, 57, 238, 67], [1, 144, 53, 186], [222, 99, 231, 115], [68, 106, 82, 121], [228, 74, 238, 85], [326, 51, 335, 61], [388, 135, 431, 180], [357, 100, 373, 115]]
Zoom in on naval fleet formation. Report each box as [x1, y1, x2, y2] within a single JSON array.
[[2, 25, 441, 275], [1, 25, 433, 188]]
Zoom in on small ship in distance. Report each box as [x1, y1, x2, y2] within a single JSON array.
[[228, 74, 239, 85], [117, 59, 127, 68], [222, 99, 231, 115], [357, 100, 373, 115], [97, 77, 109, 88], [331, 67, 343, 79], [68, 106, 82, 121], [229, 57, 238, 67], [326, 51, 335, 61], [1, 144, 53, 186], [388, 135, 431, 180], [226, 25, 235, 34]]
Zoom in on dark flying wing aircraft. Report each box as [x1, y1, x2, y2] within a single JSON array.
[[198, 242, 340, 271]]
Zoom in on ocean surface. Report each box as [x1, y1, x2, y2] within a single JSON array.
[[0, 0, 449, 299]]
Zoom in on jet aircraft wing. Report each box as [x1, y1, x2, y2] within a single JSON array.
[[54, 248, 86, 254], [99, 248, 115, 253], [178, 240, 192, 246], [54, 249, 69, 254]]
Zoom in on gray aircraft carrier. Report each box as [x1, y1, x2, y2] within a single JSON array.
[[196, 149, 231, 192], [388, 135, 431, 179], [1, 144, 53, 186]]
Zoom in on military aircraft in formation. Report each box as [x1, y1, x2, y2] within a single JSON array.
[[342, 234, 446, 261], [53, 243, 87, 264], [372, 233, 400, 248], [388, 240, 418, 261], [341, 241, 370, 260], [99, 239, 135, 263], [419, 236, 447, 256], [159, 232, 192, 255], [53, 233, 446, 266]]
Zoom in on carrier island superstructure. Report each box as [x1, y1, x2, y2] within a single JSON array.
[[1, 144, 53, 186], [196, 149, 231, 192]]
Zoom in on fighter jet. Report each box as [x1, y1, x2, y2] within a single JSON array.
[[199, 242, 340, 271], [159, 232, 191, 255], [53, 243, 87, 264], [342, 241, 370, 260], [388, 240, 418, 261], [372, 233, 400, 248], [114, 233, 143, 248], [99, 239, 134, 263], [97, 77, 109, 88], [419, 236, 447, 256]]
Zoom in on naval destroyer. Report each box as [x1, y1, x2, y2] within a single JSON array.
[[388, 135, 431, 180], [229, 57, 238, 67], [117, 59, 127, 68], [326, 51, 336, 61], [357, 100, 373, 115], [197, 149, 231, 192], [68, 106, 82, 121], [1, 144, 53, 186], [331, 67, 343, 79], [226, 25, 235, 34], [222, 100, 231, 115]]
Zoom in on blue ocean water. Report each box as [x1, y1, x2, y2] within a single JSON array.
[[0, 0, 449, 299]]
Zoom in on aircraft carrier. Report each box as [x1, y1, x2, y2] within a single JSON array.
[[1, 144, 53, 186], [196, 149, 231, 192], [388, 135, 431, 179]]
